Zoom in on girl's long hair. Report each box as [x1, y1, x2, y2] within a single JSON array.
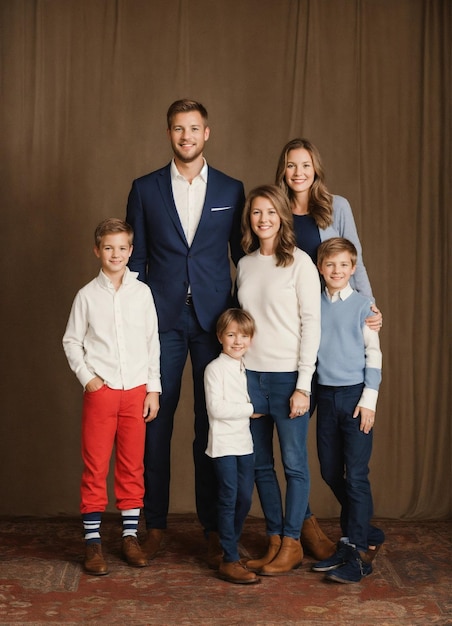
[[275, 138, 334, 229]]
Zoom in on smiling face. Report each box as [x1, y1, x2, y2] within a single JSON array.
[[284, 148, 316, 195], [318, 250, 356, 294], [250, 195, 281, 249], [167, 111, 210, 165], [94, 232, 133, 281], [218, 321, 252, 361]]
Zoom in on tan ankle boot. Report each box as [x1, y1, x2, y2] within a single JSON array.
[[246, 534, 281, 571], [300, 515, 335, 560], [260, 536, 303, 576]]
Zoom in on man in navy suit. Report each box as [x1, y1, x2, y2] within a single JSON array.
[[126, 99, 245, 565]]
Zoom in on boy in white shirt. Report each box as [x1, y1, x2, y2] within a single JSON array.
[[63, 218, 161, 576], [205, 309, 262, 584]]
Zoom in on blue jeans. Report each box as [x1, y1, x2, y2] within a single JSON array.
[[213, 454, 255, 562], [143, 301, 220, 532], [316, 383, 384, 551], [247, 370, 310, 539]]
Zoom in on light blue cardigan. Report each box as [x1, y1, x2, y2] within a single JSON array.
[[320, 195, 373, 300]]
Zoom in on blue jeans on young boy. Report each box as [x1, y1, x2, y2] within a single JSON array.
[[247, 370, 310, 540], [212, 454, 255, 562], [316, 382, 384, 552]]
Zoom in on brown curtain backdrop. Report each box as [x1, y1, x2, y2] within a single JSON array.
[[0, 0, 449, 519]]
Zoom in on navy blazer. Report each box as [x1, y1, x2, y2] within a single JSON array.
[[126, 163, 245, 333]]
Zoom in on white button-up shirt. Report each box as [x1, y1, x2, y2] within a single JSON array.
[[63, 268, 161, 393], [170, 158, 208, 246]]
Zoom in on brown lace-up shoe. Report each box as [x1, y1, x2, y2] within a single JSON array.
[[84, 542, 109, 576], [218, 561, 260, 584], [122, 536, 149, 567]]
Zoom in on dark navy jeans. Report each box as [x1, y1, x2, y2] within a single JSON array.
[[143, 301, 220, 533], [213, 453, 255, 562], [247, 370, 310, 540], [316, 383, 384, 551]]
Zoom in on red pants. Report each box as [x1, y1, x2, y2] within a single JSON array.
[[80, 385, 146, 514]]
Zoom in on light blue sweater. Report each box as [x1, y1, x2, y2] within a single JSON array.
[[317, 289, 381, 395]]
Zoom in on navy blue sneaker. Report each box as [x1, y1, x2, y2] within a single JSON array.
[[311, 539, 349, 572], [326, 545, 372, 583]]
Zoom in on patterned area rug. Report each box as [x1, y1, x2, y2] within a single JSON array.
[[0, 515, 450, 625]]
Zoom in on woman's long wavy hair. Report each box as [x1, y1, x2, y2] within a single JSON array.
[[241, 184, 296, 268], [275, 138, 334, 229]]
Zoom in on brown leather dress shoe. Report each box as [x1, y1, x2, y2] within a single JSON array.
[[300, 515, 336, 561], [122, 536, 149, 567], [84, 542, 109, 576], [260, 536, 303, 576], [142, 528, 164, 560], [218, 561, 260, 584], [207, 531, 224, 570]]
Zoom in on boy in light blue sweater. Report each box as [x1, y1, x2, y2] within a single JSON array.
[[312, 237, 384, 584]]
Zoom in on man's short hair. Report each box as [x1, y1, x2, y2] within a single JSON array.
[[166, 99, 208, 128]]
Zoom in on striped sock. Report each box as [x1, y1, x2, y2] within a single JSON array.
[[82, 512, 102, 544], [121, 508, 140, 538]]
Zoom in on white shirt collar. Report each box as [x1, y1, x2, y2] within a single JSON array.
[[219, 351, 246, 372], [97, 266, 135, 290], [325, 282, 354, 302], [170, 158, 208, 183]]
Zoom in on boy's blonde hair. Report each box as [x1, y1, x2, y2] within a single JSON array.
[[317, 237, 358, 267], [94, 218, 134, 247], [216, 308, 256, 339]]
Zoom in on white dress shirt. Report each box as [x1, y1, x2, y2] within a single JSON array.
[[170, 158, 208, 246], [63, 268, 161, 393]]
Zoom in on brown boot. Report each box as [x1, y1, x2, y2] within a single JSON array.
[[300, 515, 336, 561], [260, 536, 303, 576], [84, 542, 109, 576], [218, 561, 260, 585], [122, 536, 149, 567], [207, 531, 224, 570], [142, 528, 164, 560], [245, 534, 281, 572]]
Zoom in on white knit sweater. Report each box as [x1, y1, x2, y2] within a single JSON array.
[[236, 247, 321, 392]]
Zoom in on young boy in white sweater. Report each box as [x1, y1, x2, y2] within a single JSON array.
[[312, 237, 384, 584], [205, 308, 263, 585]]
